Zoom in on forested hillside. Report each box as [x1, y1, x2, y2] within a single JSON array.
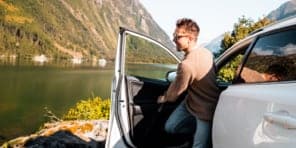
[[0, 0, 173, 61]]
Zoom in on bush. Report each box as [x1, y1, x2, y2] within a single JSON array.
[[217, 54, 243, 82], [62, 97, 111, 120]]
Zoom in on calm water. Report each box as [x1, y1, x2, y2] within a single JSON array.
[[0, 63, 114, 143], [0, 60, 176, 144]]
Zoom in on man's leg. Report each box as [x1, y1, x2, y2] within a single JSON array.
[[192, 117, 211, 148], [165, 100, 196, 134]]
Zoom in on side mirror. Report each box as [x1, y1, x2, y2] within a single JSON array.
[[166, 71, 177, 82]]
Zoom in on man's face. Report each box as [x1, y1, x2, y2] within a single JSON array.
[[173, 27, 190, 52]]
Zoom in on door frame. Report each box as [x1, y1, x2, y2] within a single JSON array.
[[106, 27, 180, 147]]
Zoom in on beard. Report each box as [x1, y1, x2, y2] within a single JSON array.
[[176, 46, 185, 52], [176, 45, 183, 52]]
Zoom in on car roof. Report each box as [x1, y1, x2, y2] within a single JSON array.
[[262, 15, 296, 32], [245, 15, 296, 41]]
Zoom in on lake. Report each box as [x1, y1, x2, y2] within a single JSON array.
[[0, 60, 176, 144], [0, 61, 114, 144]]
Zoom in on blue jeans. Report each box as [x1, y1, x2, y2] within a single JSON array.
[[165, 100, 210, 148]]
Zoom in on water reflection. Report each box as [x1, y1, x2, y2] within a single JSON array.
[[0, 58, 114, 144], [0, 57, 112, 68]]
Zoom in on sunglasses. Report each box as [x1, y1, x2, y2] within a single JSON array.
[[173, 34, 188, 41]]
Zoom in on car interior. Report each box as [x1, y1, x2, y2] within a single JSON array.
[[125, 75, 192, 148]]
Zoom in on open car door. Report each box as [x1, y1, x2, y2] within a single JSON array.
[[106, 27, 194, 148]]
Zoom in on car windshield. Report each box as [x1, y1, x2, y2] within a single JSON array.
[[204, 35, 224, 58]]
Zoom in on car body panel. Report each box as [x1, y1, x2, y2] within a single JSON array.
[[213, 82, 296, 148]]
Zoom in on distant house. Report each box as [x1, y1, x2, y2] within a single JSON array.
[[71, 57, 83, 64], [98, 58, 107, 67], [33, 54, 48, 63]]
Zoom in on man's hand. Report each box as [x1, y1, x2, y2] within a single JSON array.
[[157, 95, 166, 104]]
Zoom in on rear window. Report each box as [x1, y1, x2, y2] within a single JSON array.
[[240, 29, 296, 83]]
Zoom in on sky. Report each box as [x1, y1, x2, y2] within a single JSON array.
[[140, 0, 289, 44]]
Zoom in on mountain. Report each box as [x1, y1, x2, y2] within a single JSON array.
[[267, 0, 296, 21], [0, 0, 173, 61], [204, 34, 224, 56]]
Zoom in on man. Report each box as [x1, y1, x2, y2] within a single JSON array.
[[158, 18, 220, 148]]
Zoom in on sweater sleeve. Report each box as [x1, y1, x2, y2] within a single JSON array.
[[164, 62, 192, 102]]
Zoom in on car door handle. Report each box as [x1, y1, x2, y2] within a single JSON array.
[[264, 112, 296, 129]]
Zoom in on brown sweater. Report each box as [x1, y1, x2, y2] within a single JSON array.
[[164, 46, 220, 121]]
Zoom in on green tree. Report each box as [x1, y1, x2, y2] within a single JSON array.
[[217, 16, 273, 82], [219, 16, 272, 55]]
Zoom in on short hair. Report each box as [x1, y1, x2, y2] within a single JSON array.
[[176, 18, 200, 38], [265, 64, 288, 78]]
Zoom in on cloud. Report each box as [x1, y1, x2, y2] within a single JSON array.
[[253, 47, 274, 55], [253, 43, 296, 56], [282, 43, 296, 55]]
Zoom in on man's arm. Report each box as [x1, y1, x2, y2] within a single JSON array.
[[159, 62, 192, 103]]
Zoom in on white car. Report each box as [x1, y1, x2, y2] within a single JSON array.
[[106, 16, 296, 148]]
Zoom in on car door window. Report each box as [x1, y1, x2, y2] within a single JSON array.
[[125, 35, 178, 80], [216, 40, 252, 84], [240, 28, 296, 83], [217, 52, 244, 83]]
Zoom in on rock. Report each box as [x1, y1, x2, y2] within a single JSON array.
[[2, 120, 108, 148], [24, 131, 104, 148]]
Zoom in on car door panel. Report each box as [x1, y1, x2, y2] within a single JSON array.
[[125, 76, 169, 126], [126, 75, 184, 120], [125, 75, 190, 147], [213, 83, 296, 148]]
